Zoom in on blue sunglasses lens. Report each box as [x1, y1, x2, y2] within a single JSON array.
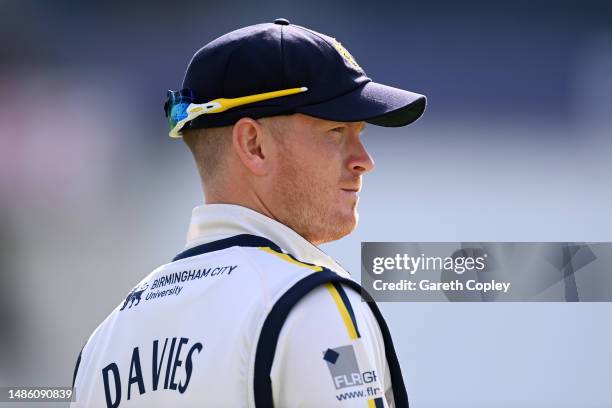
[[165, 90, 194, 131]]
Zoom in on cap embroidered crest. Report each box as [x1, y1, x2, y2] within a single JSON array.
[[331, 38, 363, 72]]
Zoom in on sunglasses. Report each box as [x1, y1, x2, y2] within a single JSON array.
[[164, 86, 308, 138]]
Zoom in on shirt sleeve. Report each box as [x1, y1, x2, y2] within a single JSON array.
[[270, 281, 394, 408]]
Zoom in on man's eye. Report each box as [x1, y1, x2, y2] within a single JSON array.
[[330, 127, 345, 133]]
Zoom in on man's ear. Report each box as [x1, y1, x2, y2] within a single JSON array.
[[231, 117, 268, 177]]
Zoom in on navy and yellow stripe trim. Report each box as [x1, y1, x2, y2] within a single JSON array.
[[368, 397, 385, 408], [173, 234, 282, 261], [257, 246, 360, 340], [258, 246, 323, 272], [326, 281, 361, 340]]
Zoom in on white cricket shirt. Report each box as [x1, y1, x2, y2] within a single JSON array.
[[72, 204, 408, 407]]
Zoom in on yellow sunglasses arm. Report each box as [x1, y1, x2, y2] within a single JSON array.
[[209, 87, 308, 113]]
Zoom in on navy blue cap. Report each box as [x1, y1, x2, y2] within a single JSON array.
[[179, 19, 426, 130]]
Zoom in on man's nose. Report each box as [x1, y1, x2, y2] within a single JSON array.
[[347, 135, 375, 174]]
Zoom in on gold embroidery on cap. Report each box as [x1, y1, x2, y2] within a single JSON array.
[[331, 38, 363, 71]]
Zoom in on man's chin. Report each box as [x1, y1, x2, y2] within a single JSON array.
[[309, 212, 358, 245]]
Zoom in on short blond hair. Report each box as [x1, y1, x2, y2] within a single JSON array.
[[182, 125, 233, 186], [182, 115, 293, 187]]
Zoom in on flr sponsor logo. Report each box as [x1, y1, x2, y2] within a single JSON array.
[[322, 345, 378, 390]]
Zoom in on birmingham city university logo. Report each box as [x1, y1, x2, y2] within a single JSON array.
[[119, 283, 148, 311]]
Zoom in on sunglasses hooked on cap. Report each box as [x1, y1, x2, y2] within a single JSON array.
[[164, 86, 308, 138]]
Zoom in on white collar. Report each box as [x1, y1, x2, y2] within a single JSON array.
[[184, 204, 350, 277]]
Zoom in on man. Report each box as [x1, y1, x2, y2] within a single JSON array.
[[72, 18, 425, 407]]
